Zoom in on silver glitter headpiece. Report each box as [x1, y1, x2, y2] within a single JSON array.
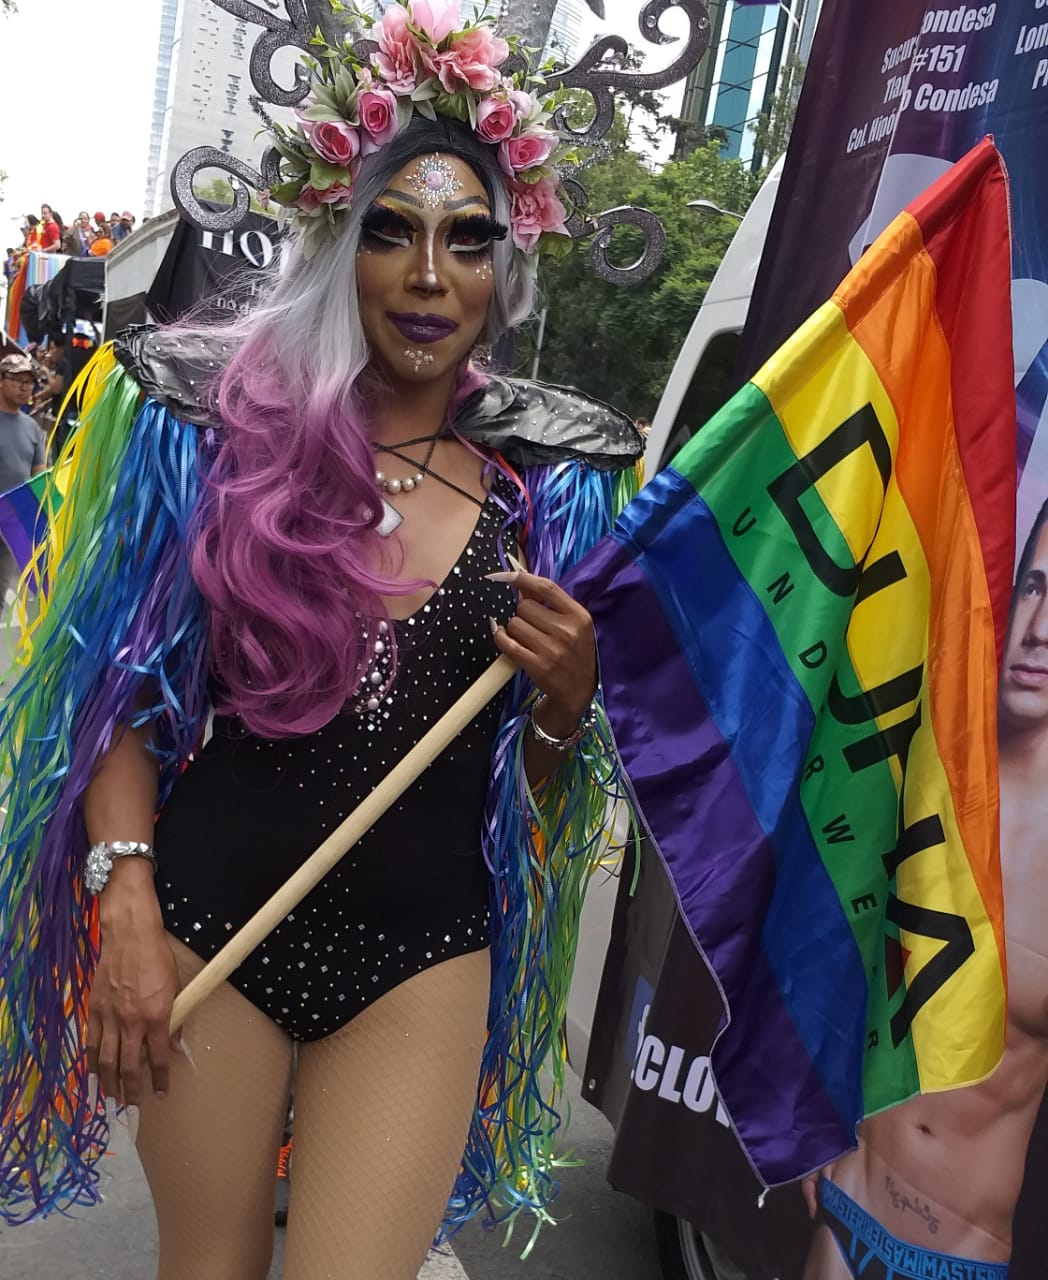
[[171, 0, 711, 284]]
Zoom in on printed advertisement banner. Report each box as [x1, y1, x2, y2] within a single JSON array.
[[586, 3, 1048, 1277]]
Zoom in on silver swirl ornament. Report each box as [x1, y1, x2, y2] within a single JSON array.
[[206, 0, 315, 106], [544, 0, 710, 283], [170, 146, 283, 235], [588, 207, 667, 285], [546, 0, 712, 144]]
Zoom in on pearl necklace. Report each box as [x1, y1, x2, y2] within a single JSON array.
[[373, 432, 439, 498], [374, 467, 423, 496]]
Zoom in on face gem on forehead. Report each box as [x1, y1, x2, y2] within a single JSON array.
[[406, 156, 463, 209]]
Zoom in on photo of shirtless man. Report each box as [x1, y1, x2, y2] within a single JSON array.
[[802, 498, 1048, 1279]]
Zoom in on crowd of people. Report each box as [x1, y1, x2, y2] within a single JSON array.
[[3, 204, 138, 285]]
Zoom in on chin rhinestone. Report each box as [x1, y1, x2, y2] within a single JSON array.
[[402, 347, 436, 373]]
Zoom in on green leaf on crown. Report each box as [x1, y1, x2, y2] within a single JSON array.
[[332, 67, 359, 117], [537, 231, 574, 259], [431, 88, 470, 123], [299, 103, 345, 123], [270, 180, 306, 204], [515, 165, 549, 186], [272, 135, 312, 174], [309, 159, 352, 191]]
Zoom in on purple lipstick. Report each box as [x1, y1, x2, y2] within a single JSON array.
[[387, 312, 460, 344]]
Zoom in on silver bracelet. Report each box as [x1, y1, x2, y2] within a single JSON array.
[[528, 695, 598, 753], [84, 841, 157, 896]]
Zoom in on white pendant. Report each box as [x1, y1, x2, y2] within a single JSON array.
[[377, 498, 404, 538]]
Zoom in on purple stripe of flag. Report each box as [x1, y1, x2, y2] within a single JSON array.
[[0, 478, 46, 575], [575, 534, 853, 1182]]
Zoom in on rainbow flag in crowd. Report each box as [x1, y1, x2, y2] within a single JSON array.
[[0, 467, 68, 586], [572, 139, 1015, 1184]]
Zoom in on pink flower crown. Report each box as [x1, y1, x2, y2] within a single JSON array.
[[265, 0, 573, 259]]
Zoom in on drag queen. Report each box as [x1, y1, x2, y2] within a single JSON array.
[[0, 7, 642, 1278]]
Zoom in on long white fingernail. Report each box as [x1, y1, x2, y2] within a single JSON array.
[[488, 616, 500, 636], [507, 552, 528, 573], [484, 571, 517, 583]]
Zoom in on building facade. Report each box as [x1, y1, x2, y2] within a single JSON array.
[[143, 0, 297, 218], [544, 0, 586, 67], [676, 0, 821, 169]]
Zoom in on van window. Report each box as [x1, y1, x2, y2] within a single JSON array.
[[657, 330, 743, 472]]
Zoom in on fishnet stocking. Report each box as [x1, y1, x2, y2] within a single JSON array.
[[284, 947, 490, 1280], [135, 934, 295, 1280], [133, 936, 489, 1280]]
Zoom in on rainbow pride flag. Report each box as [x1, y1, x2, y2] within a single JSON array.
[[0, 464, 71, 588], [0, 471, 55, 575], [572, 139, 1015, 1184]]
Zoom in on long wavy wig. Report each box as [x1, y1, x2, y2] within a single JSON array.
[[183, 118, 536, 737]]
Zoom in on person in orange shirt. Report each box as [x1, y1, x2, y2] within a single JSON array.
[[23, 216, 42, 252], [89, 222, 114, 257]]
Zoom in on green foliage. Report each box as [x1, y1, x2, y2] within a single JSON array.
[[530, 140, 760, 420]]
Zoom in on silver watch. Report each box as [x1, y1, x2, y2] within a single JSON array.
[[84, 841, 157, 895]]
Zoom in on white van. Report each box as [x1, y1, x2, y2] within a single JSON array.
[[566, 157, 784, 1280]]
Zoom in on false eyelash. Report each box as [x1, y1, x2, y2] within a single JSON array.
[[452, 214, 509, 243], [361, 205, 414, 244]]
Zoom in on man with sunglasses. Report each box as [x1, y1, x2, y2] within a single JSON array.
[[0, 354, 48, 602]]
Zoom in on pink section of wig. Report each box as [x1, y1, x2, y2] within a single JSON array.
[[190, 329, 490, 738]]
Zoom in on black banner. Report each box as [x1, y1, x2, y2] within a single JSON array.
[[144, 207, 282, 325], [584, 844, 812, 1278]]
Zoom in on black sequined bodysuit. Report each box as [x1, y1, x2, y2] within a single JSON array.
[[155, 479, 516, 1041]]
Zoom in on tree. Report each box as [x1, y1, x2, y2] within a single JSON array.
[[194, 176, 268, 215], [530, 139, 760, 420]]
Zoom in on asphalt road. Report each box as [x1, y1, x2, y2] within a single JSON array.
[[0, 1070, 663, 1280]]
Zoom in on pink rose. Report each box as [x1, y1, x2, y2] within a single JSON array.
[[410, 0, 458, 46], [297, 182, 354, 213], [374, 4, 419, 94], [498, 129, 556, 177], [475, 95, 517, 144], [358, 86, 399, 155], [509, 177, 567, 252], [432, 27, 509, 93], [302, 119, 361, 167]]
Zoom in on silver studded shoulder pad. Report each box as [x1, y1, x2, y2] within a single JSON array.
[[113, 326, 230, 429], [454, 377, 644, 471]]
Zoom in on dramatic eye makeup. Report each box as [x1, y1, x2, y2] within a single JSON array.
[[446, 213, 508, 255], [360, 202, 508, 257], [361, 203, 415, 248]]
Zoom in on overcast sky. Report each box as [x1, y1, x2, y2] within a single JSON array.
[[0, 0, 687, 249], [0, 0, 163, 246]]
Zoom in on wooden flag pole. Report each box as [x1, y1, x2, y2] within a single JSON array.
[[170, 654, 517, 1032]]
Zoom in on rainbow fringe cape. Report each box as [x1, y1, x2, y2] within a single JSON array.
[[572, 139, 1016, 1184], [0, 345, 640, 1237]]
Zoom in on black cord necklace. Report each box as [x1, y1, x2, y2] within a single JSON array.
[[374, 431, 487, 509]]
